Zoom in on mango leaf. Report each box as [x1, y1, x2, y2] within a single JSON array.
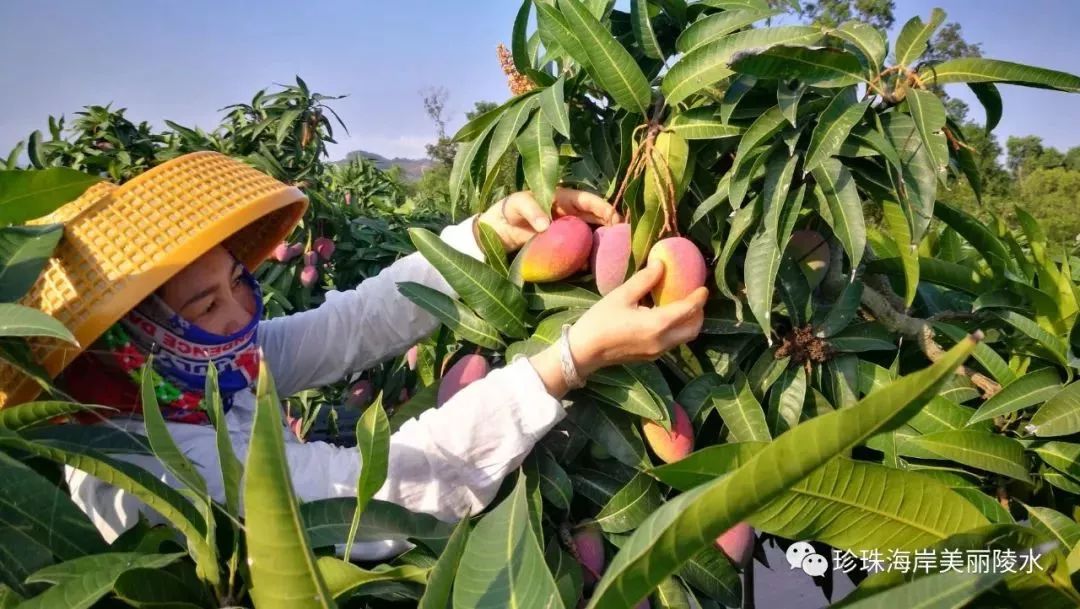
[[316, 559, 427, 601], [839, 569, 1006, 609], [343, 397, 390, 559], [905, 89, 949, 183], [0, 168, 101, 225], [539, 76, 572, 138], [901, 430, 1030, 482], [516, 111, 560, 216], [828, 322, 895, 352], [967, 368, 1061, 425], [545, 540, 584, 609], [203, 366, 242, 517], [969, 82, 1003, 132], [1029, 381, 1080, 437], [0, 400, 96, 430], [634, 130, 689, 268], [525, 283, 600, 311], [397, 282, 505, 349], [667, 108, 744, 140], [933, 201, 1013, 279], [804, 89, 869, 173], [894, 8, 946, 66], [139, 361, 208, 498], [815, 280, 863, 338], [593, 473, 665, 534], [882, 112, 945, 246], [19, 553, 183, 609], [301, 498, 455, 549], [934, 321, 1016, 386], [631, 0, 663, 60], [584, 336, 976, 609], [812, 160, 865, 272], [0, 224, 62, 302], [767, 366, 807, 435], [0, 303, 76, 344], [570, 401, 650, 469], [743, 230, 781, 337], [558, 0, 652, 115], [535, 446, 574, 511], [416, 517, 470, 609], [486, 96, 541, 182], [730, 45, 866, 88], [919, 58, 1080, 92], [408, 228, 529, 339], [1031, 441, 1080, 480], [452, 472, 565, 609], [830, 20, 887, 71], [649, 442, 767, 490], [991, 309, 1069, 367], [677, 547, 741, 607], [662, 26, 823, 104], [675, 8, 778, 54], [1023, 504, 1080, 550], [244, 361, 336, 609]]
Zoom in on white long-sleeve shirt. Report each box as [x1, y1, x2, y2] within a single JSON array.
[[66, 216, 567, 559]]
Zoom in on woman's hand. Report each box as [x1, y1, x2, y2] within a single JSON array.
[[477, 188, 621, 253], [527, 258, 707, 398]]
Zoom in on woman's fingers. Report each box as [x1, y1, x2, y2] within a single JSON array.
[[612, 259, 663, 304], [552, 188, 621, 225], [503, 193, 551, 232]]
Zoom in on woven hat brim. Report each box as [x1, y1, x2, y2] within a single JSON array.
[[0, 151, 308, 408]]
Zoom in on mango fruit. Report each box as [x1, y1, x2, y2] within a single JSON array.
[[715, 522, 755, 568], [304, 251, 318, 267], [572, 524, 605, 585], [591, 223, 632, 296], [314, 237, 336, 261], [515, 216, 593, 283], [787, 230, 830, 288], [345, 379, 373, 408], [647, 237, 707, 306], [300, 265, 319, 287], [272, 242, 303, 262], [642, 403, 694, 464], [436, 354, 490, 406], [406, 345, 419, 370]]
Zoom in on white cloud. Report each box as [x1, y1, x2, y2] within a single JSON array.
[[327, 133, 433, 161]]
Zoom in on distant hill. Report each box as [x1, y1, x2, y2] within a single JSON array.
[[337, 150, 435, 182]]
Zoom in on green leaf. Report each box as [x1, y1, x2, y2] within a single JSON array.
[[545, 540, 584, 609], [677, 547, 741, 607], [570, 401, 650, 469], [1023, 504, 1080, 549], [0, 400, 94, 430], [0, 168, 101, 225], [343, 397, 390, 559], [662, 26, 823, 105], [486, 95, 541, 181], [882, 113, 945, 245], [539, 76, 572, 138], [19, 553, 183, 609], [633, 130, 689, 267], [0, 303, 77, 344], [815, 280, 863, 338], [397, 282, 506, 349], [728, 107, 785, 209], [777, 80, 805, 126], [828, 322, 895, 352], [667, 108, 744, 140], [967, 368, 1061, 425], [730, 45, 865, 88], [904, 89, 949, 184], [631, 0, 663, 60], [416, 517, 470, 609], [558, 0, 652, 115], [475, 221, 509, 277], [593, 473, 665, 533], [830, 20, 887, 71], [743, 230, 781, 335], [584, 336, 976, 609], [452, 97, 519, 143], [675, 8, 778, 54], [1030, 381, 1080, 437], [204, 365, 242, 520], [894, 8, 946, 66], [535, 446, 574, 511], [301, 498, 455, 549], [650, 442, 766, 490], [839, 569, 1006, 609], [525, 283, 600, 311], [969, 82, 1003, 132], [919, 57, 1080, 92], [516, 111, 560, 216], [453, 472, 566, 609], [901, 430, 1030, 482], [812, 159, 866, 272], [991, 309, 1069, 368], [767, 366, 807, 434], [408, 228, 529, 339], [244, 361, 336, 609], [753, 457, 990, 552], [0, 225, 62, 302], [804, 89, 870, 173], [712, 378, 772, 442], [139, 361, 208, 497], [316, 559, 427, 601], [535, 1, 591, 67]]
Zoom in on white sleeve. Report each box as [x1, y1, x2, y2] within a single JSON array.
[[258, 217, 484, 397]]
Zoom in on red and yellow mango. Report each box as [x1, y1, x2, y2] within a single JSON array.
[[647, 237, 707, 306], [515, 216, 593, 283]]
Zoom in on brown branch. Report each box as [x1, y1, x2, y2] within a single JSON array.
[[861, 284, 1002, 399]]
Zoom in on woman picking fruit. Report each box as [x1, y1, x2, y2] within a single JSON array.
[[1, 152, 707, 560]]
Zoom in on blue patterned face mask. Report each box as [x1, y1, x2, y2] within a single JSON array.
[[107, 255, 264, 421]]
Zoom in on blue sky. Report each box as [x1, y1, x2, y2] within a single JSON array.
[[1, 1, 1078, 161]]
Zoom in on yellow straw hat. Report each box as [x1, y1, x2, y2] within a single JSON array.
[[0, 151, 308, 408]]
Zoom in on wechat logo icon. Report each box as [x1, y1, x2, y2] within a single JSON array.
[[786, 541, 828, 577]]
